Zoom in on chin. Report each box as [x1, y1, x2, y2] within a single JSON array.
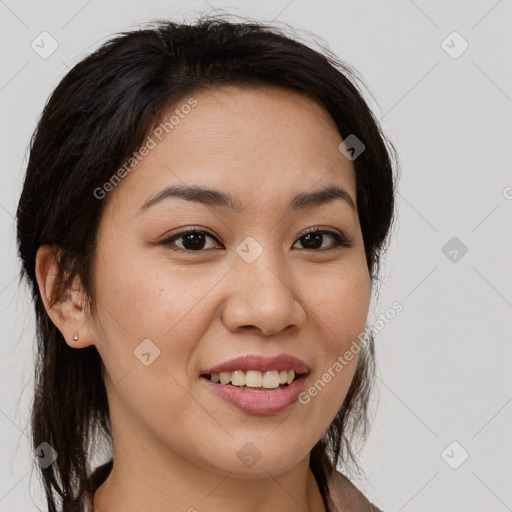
[[203, 439, 308, 478]]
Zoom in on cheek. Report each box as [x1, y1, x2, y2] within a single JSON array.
[[298, 262, 370, 422], [91, 255, 210, 436], [307, 262, 371, 346], [92, 249, 227, 392], [94, 240, 211, 336]]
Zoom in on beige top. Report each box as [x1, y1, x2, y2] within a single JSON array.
[[81, 466, 384, 512], [325, 470, 384, 512]]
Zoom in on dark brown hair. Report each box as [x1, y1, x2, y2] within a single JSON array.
[[16, 13, 398, 512]]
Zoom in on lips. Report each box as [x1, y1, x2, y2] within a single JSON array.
[[201, 354, 310, 376]]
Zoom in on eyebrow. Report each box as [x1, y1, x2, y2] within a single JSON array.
[[137, 183, 356, 215]]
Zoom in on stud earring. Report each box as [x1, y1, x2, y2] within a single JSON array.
[[73, 331, 79, 342]]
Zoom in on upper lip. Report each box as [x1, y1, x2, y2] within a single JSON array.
[[202, 354, 310, 375]]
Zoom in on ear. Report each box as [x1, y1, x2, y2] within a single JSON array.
[[35, 244, 95, 348]]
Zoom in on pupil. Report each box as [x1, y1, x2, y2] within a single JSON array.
[[303, 233, 322, 249], [183, 232, 205, 250]]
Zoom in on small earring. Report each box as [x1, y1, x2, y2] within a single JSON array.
[[73, 331, 79, 342]]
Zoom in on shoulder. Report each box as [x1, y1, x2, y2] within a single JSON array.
[[326, 469, 385, 512]]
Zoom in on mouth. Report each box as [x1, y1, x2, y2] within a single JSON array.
[[200, 353, 310, 391], [200, 366, 310, 415], [201, 369, 306, 391]]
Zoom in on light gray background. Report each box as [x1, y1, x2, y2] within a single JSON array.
[[1, 1, 511, 510]]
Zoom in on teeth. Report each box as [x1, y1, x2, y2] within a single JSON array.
[[209, 369, 297, 389], [262, 370, 281, 388], [231, 370, 245, 386], [219, 372, 230, 385], [245, 370, 263, 387]]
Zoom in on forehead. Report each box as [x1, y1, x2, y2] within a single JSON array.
[[107, 85, 356, 215]]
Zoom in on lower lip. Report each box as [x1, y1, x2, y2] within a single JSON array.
[[201, 375, 308, 415]]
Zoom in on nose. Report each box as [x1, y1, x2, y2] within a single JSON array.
[[221, 249, 307, 336]]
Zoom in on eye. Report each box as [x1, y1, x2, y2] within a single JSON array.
[[293, 227, 351, 251], [159, 226, 351, 253], [160, 228, 222, 252]]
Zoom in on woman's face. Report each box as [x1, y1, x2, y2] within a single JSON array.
[[88, 85, 371, 476]]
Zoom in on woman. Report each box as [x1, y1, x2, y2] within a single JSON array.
[[16, 14, 398, 512]]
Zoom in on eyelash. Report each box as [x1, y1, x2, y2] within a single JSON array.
[[159, 226, 351, 253]]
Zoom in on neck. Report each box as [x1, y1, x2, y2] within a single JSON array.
[[93, 455, 326, 512]]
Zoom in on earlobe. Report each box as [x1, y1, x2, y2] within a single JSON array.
[[35, 244, 95, 348]]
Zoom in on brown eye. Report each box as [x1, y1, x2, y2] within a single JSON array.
[[159, 227, 351, 253], [293, 228, 351, 251], [160, 229, 221, 252]]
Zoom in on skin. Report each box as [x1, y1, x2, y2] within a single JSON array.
[[36, 85, 371, 512]]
